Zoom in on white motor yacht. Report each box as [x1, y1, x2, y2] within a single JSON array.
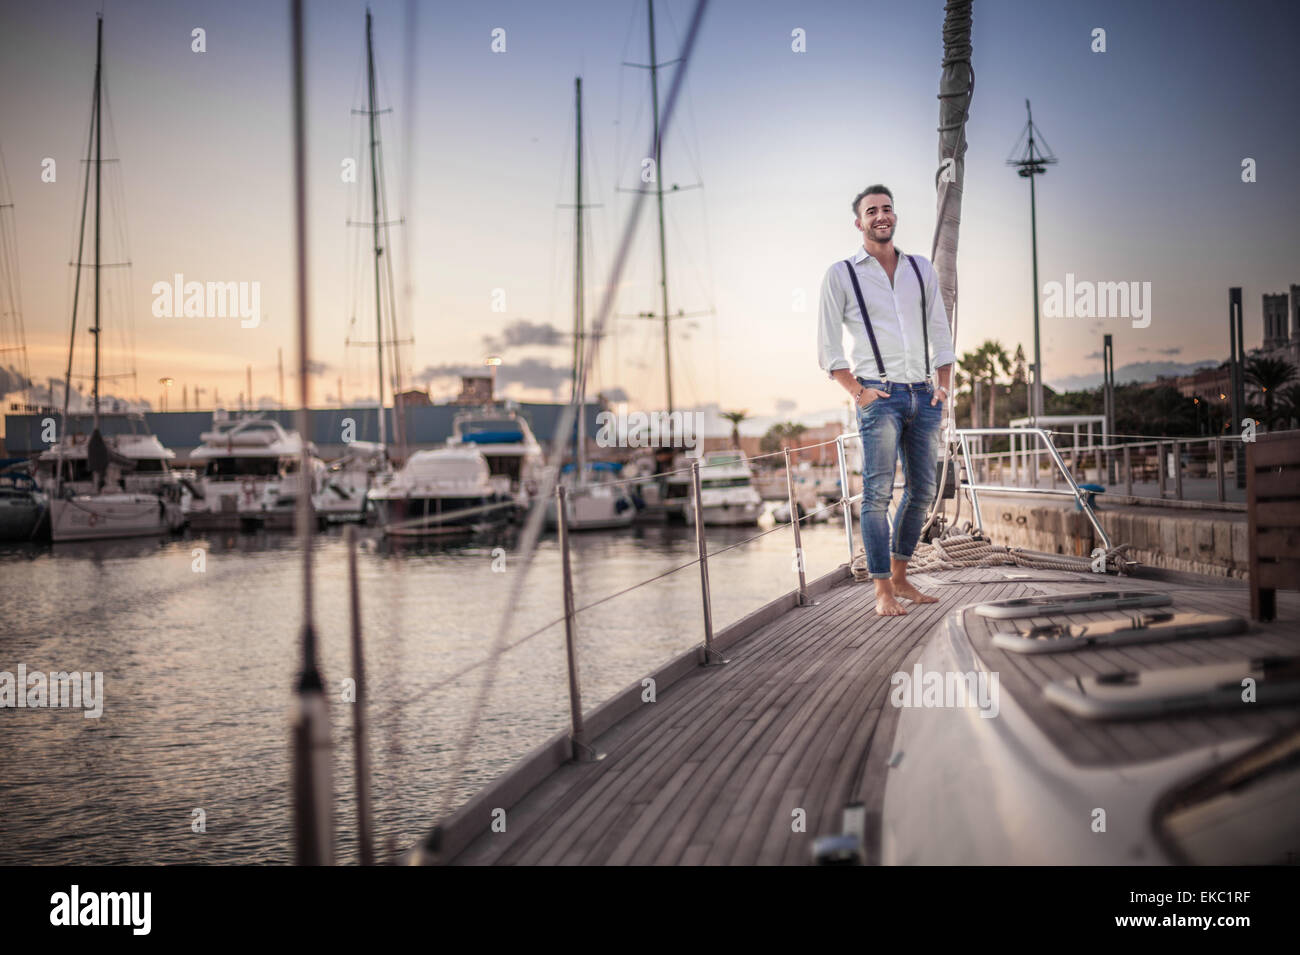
[[665, 449, 763, 526], [369, 447, 512, 537], [446, 406, 544, 516], [186, 414, 324, 531]]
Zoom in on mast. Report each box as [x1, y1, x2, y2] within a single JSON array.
[[365, 9, 387, 451], [574, 77, 587, 480], [647, 0, 673, 416], [61, 55, 98, 432], [92, 15, 102, 431], [289, 0, 333, 866]]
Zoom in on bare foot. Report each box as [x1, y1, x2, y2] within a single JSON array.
[[892, 580, 939, 604], [875, 593, 909, 616]]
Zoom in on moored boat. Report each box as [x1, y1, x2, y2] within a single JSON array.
[[186, 414, 324, 531], [0, 462, 46, 541], [369, 446, 513, 537], [447, 406, 544, 515], [666, 449, 763, 526]]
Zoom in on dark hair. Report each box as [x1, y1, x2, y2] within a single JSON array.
[[852, 184, 894, 218]]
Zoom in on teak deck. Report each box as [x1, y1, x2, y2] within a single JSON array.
[[429, 564, 1300, 866]]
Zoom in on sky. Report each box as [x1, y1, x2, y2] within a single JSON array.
[[1, 0, 1297, 429]]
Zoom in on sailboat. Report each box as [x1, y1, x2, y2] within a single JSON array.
[[343, 7, 404, 528], [48, 16, 182, 542], [545, 77, 636, 531], [0, 145, 47, 541], [621, 0, 714, 523]]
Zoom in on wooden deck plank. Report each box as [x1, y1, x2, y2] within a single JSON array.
[[444, 564, 1300, 866], [642, 579, 915, 862], [508, 579, 872, 864]]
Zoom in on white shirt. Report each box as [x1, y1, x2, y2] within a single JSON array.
[[817, 245, 956, 383]]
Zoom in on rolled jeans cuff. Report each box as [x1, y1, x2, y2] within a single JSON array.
[[890, 551, 914, 563]]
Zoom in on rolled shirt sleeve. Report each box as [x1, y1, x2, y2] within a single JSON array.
[[923, 258, 956, 370], [818, 264, 852, 377]]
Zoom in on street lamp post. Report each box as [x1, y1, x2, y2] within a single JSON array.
[[1008, 101, 1057, 421]]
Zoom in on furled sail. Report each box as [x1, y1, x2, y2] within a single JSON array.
[[931, 0, 974, 320]]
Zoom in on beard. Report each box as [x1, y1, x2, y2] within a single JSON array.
[[868, 223, 895, 242]]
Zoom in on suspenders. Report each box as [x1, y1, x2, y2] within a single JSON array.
[[841, 252, 930, 380]]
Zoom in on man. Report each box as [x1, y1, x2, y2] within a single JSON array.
[[817, 185, 955, 616]]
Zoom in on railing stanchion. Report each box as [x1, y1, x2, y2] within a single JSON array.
[[1124, 443, 1132, 497], [784, 449, 809, 605], [1157, 440, 1167, 498], [1215, 437, 1226, 502], [1173, 440, 1184, 500], [691, 460, 725, 665], [959, 433, 984, 535], [836, 435, 855, 566], [556, 485, 602, 760]]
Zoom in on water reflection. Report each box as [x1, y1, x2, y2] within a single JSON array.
[[0, 512, 852, 864]]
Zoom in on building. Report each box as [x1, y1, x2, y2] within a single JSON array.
[[456, 374, 494, 405], [698, 434, 763, 459], [1258, 286, 1300, 367], [395, 387, 431, 409], [1172, 364, 1232, 400], [1263, 293, 1289, 351]]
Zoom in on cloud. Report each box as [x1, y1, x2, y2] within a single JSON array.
[[0, 365, 32, 397], [482, 319, 567, 352], [497, 356, 571, 394], [599, 386, 629, 402], [412, 357, 572, 396], [412, 362, 483, 385], [774, 398, 797, 414], [1084, 350, 1104, 360]]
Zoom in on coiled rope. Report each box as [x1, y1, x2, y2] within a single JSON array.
[[852, 533, 1133, 578]]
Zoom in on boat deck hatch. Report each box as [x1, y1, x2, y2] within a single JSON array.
[[1044, 655, 1300, 720], [974, 590, 1172, 619], [992, 610, 1247, 654]]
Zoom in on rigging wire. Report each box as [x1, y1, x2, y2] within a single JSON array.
[[424, 0, 711, 847]]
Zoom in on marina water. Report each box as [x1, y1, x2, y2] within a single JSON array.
[[1, 518, 852, 864]]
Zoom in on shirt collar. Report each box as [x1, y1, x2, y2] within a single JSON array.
[[853, 245, 904, 264]]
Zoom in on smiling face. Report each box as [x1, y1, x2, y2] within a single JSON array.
[[855, 193, 896, 245]]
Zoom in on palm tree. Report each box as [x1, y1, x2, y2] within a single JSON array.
[[721, 410, 748, 449], [1275, 383, 1300, 431], [977, 340, 1012, 427], [957, 350, 987, 428], [760, 421, 806, 453], [1245, 356, 1297, 429]]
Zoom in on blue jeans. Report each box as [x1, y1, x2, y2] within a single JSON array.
[[855, 377, 944, 579]]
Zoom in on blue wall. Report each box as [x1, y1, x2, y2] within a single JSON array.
[[3, 401, 602, 458]]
